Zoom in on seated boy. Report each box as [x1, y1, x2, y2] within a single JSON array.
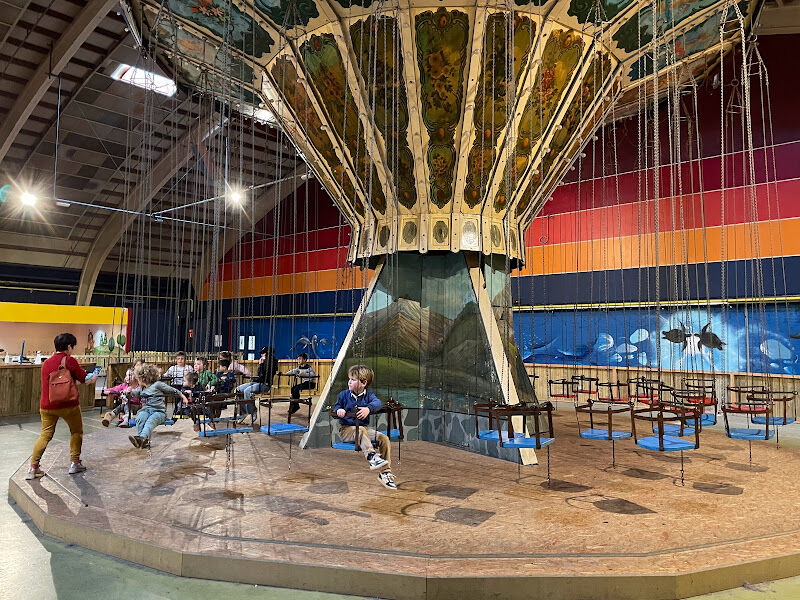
[[175, 371, 202, 419], [193, 357, 220, 390], [181, 371, 211, 432], [334, 365, 396, 490], [127, 364, 187, 449], [163, 351, 193, 387], [283, 352, 316, 415], [216, 359, 237, 393]]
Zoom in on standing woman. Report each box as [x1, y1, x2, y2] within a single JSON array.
[[26, 333, 95, 480]]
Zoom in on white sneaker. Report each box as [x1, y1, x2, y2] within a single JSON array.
[[68, 462, 86, 475], [25, 466, 45, 480], [378, 471, 397, 490], [367, 452, 388, 471]]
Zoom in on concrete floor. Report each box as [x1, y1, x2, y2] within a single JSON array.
[[3, 409, 800, 600], [2, 412, 371, 600]]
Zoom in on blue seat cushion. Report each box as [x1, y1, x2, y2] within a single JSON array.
[[636, 435, 696, 452], [701, 413, 717, 426], [261, 423, 308, 435], [477, 430, 525, 442], [580, 428, 632, 441], [332, 441, 356, 450], [502, 436, 555, 449], [379, 428, 401, 440], [728, 427, 775, 440], [652, 424, 695, 436], [198, 427, 252, 437], [163, 419, 175, 426], [751, 416, 795, 426]]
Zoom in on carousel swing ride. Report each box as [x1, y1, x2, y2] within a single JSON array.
[[13, 0, 800, 595], [123, 0, 791, 472]]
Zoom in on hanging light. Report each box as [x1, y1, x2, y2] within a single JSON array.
[[20, 191, 36, 206], [228, 189, 244, 205]]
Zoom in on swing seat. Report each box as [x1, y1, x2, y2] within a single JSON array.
[[751, 416, 795, 426], [687, 397, 717, 406], [550, 393, 576, 399], [477, 429, 524, 441], [636, 435, 695, 452], [652, 424, 695, 436], [727, 404, 764, 413], [637, 397, 659, 406], [580, 428, 632, 441], [502, 435, 555, 449], [332, 441, 356, 450], [727, 427, 775, 440], [701, 413, 717, 426], [379, 428, 401, 440], [198, 426, 252, 437], [574, 389, 597, 395], [261, 422, 308, 435], [598, 397, 629, 404]]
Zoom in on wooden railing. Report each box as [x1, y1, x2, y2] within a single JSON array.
[[0, 363, 97, 418]]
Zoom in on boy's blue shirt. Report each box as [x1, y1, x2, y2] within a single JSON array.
[[333, 389, 382, 426]]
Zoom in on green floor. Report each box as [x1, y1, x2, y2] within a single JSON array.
[[3, 411, 800, 600]]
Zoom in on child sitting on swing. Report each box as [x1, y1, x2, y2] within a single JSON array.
[[127, 363, 187, 449], [180, 371, 214, 432], [100, 359, 143, 427], [333, 365, 396, 490]]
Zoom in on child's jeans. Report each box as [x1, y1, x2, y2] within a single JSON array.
[[235, 382, 269, 415], [338, 426, 391, 466], [136, 407, 166, 439]]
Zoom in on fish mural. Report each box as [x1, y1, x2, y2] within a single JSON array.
[[242, 304, 800, 375]]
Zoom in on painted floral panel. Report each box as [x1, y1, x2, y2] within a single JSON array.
[[494, 29, 584, 212], [464, 13, 535, 209], [516, 55, 612, 219], [539, 53, 613, 182], [302, 33, 386, 214], [271, 56, 364, 217], [416, 8, 469, 209], [350, 16, 417, 210]]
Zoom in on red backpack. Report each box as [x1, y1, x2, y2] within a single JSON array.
[[49, 356, 79, 406]]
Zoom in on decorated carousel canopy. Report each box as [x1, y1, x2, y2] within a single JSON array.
[[129, 0, 760, 263]]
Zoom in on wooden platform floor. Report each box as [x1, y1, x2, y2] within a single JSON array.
[[10, 409, 800, 599]]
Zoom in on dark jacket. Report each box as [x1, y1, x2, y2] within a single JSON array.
[[181, 384, 206, 401], [254, 356, 279, 386], [216, 370, 237, 393], [333, 389, 382, 427]]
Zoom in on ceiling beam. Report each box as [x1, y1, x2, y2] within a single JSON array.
[[0, 0, 118, 169], [191, 163, 307, 297], [76, 111, 220, 305]]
